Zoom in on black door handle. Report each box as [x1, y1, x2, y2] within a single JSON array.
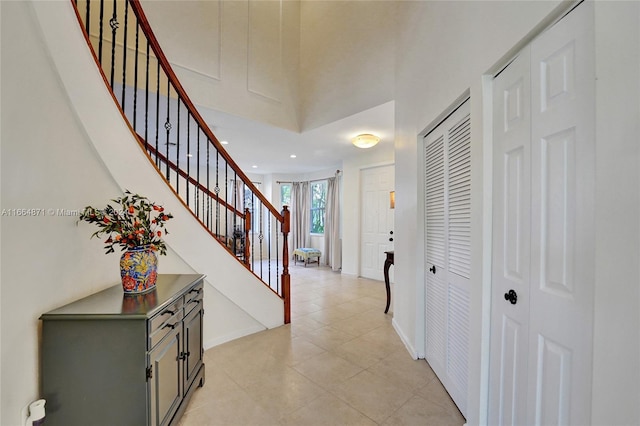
[[389, 231, 394, 235], [504, 289, 518, 305], [389, 237, 394, 242], [429, 265, 436, 274]]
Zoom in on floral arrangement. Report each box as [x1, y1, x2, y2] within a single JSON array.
[[79, 191, 173, 255]]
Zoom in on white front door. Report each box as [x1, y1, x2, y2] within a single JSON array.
[[489, 4, 595, 425], [360, 165, 395, 280]]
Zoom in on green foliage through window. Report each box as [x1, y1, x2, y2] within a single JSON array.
[[281, 184, 291, 207], [310, 181, 326, 234]]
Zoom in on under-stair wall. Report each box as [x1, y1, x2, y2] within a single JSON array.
[[0, 2, 282, 424]]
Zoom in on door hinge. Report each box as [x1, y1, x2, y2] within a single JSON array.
[[146, 366, 153, 381]]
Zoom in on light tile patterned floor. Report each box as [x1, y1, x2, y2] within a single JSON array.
[[180, 264, 465, 425]]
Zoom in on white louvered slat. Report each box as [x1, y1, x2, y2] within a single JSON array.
[[426, 270, 446, 362], [425, 136, 445, 268], [447, 283, 470, 410], [448, 114, 471, 279]]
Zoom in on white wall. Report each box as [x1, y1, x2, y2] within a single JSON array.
[[0, 2, 283, 424], [591, 2, 640, 423], [142, 0, 301, 133], [299, 0, 396, 131]]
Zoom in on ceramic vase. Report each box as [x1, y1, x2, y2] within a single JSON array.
[[120, 245, 158, 293]]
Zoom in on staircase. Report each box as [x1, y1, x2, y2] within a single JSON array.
[[69, 0, 291, 323]]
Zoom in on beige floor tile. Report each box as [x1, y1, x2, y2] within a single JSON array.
[[292, 351, 364, 389], [415, 377, 464, 420], [367, 348, 437, 393], [382, 395, 463, 426], [301, 325, 358, 351], [330, 370, 414, 424], [329, 310, 386, 336], [289, 315, 327, 336], [333, 330, 399, 369], [182, 266, 465, 426], [281, 394, 377, 426], [305, 305, 359, 325], [179, 370, 281, 426], [240, 367, 328, 419], [270, 336, 327, 367]]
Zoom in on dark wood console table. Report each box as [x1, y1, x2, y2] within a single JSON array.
[[384, 251, 394, 314]]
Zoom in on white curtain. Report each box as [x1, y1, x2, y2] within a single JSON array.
[[324, 175, 342, 270], [227, 179, 244, 236], [291, 181, 310, 255]]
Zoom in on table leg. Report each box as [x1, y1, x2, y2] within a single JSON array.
[[384, 258, 392, 314]]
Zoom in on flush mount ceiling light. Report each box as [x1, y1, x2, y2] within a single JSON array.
[[352, 133, 380, 149]]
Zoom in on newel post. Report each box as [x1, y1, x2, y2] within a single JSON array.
[[281, 206, 291, 324]]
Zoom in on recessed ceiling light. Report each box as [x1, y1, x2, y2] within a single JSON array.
[[252, 165, 258, 169], [221, 140, 229, 145], [290, 154, 297, 158]]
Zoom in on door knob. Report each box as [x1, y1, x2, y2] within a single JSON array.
[[390, 231, 394, 235], [389, 237, 394, 242], [504, 289, 518, 305], [429, 265, 436, 274]]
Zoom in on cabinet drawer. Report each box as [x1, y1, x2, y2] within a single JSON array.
[[184, 285, 203, 316], [149, 300, 183, 349]]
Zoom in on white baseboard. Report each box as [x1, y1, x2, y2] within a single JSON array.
[[392, 317, 419, 360], [204, 324, 266, 350]]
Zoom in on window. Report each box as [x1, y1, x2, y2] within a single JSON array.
[[310, 181, 326, 234], [243, 183, 261, 232], [280, 184, 291, 207]]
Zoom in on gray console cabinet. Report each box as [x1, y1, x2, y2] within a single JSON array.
[[41, 274, 205, 426]]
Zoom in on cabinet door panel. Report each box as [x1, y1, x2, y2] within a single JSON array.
[[149, 329, 182, 426], [184, 300, 204, 393]]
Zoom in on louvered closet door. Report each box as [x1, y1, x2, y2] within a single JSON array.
[[424, 100, 471, 417]]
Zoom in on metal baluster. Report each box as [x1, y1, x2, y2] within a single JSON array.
[[176, 97, 181, 194], [85, 0, 91, 40], [225, 162, 229, 244], [144, 38, 150, 152], [196, 129, 200, 219], [268, 211, 272, 287], [165, 81, 171, 180], [133, 18, 139, 132], [155, 61, 160, 167], [215, 151, 220, 238], [109, 0, 117, 88], [186, 113, 190, 206], [206, 138, 210, 229], [259, 199, 263, 279], [98, 0, 104, 64], [121, 0, 128, 107]]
